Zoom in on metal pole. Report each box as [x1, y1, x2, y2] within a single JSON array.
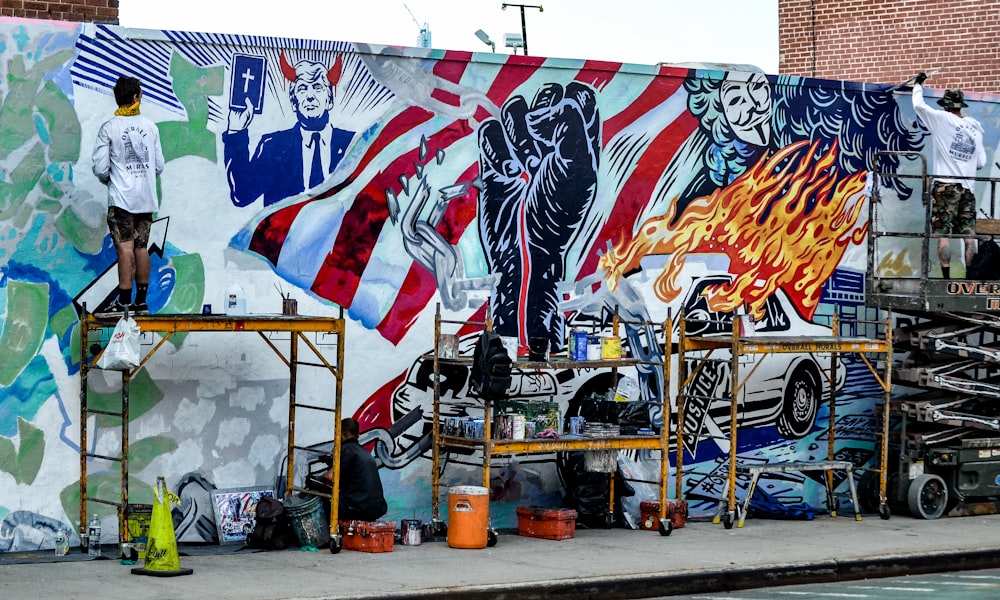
[[520, 8, 528, 55], [502, 3, 542, 56]]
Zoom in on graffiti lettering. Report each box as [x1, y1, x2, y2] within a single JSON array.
[[946, 281, 1000, 295]]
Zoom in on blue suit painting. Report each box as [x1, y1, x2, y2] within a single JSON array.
[[223, 54, 353, 207]]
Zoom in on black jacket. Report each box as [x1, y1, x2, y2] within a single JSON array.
[[339, 438, 387, 521]]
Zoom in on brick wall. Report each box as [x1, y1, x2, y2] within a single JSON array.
[[0, 0, 118, 23], [779, 0, 1000, 93]]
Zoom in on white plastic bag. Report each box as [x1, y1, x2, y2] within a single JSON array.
[[97, 316, 141, 370], [617, 451, 662, 530]]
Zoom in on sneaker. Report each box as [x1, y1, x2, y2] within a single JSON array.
[[129, 302, 149, 315], [97, 300, 130, 316]]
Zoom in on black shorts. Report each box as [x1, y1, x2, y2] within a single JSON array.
[[107, 207, 152, 249]]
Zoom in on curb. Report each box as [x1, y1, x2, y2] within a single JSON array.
[[323, 547, 1000, 600]]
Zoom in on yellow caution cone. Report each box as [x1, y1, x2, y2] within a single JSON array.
[[131, 477, 193, 577]]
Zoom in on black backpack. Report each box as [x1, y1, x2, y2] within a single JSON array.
[[246, 496, 294, 550], [967, 239, 1000, 280], [469, 330, 513, 401]]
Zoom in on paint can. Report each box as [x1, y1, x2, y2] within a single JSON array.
[[601, 337, 623, 359], [569, 329, 589, 360], [54, 530, 68, 556], [511, 414, 526, 440], [568, 416, 585, 435], [587, 336, 602, 360], [528, 337, 549, 361], [400, 519, 423, 546]]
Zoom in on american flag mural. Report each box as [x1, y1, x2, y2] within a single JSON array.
[[5, 17, 995, 549]]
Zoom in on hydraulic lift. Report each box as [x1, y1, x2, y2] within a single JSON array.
[[866, 151, 1000, 518]]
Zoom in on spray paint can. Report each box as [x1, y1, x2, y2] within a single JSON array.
[[54, 530, 68, 556]]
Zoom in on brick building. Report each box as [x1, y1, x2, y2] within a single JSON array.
[[0, 0, 117, 23], [779, 0, 1000, 93]]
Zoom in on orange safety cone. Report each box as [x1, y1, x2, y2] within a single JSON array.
[[131, 477, 193, 577]]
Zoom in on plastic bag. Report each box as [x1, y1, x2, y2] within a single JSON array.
[[97, 316, 140, 370], [617, 452, 662, 530]]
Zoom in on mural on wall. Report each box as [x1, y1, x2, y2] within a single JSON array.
[[1, 17, 997, 551]]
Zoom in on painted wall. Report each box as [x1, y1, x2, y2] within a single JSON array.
[[1, 17, 998, 552]]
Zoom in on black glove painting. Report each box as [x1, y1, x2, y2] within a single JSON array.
[[478, 82, 601, 346], [914, 72, 927, 85]]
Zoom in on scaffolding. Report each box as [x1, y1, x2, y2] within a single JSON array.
[[675, 310, 893, 528], [430, 304, 675, 535], [79, 308, 345, 553]]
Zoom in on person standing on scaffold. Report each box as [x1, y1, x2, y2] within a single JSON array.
[[911, 72, 987, 279]]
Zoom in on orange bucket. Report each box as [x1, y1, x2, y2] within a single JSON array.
[[447, 485, 489, 549]]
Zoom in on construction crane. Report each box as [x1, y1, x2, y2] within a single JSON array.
[[404, 3, 432, 49]]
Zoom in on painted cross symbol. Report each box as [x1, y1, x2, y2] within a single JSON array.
[[240, 68, 256, 94]]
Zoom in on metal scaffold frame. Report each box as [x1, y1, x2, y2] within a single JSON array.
[[79, 308, 346, 553], [674, 310, 893, 528], [430, 304, 676, 536]]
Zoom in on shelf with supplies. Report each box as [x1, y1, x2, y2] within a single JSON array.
[[78, 307, 347, 554], [429, 303, 676, 535]]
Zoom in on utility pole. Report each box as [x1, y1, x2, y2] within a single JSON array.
[[502, 3, 542, 56]]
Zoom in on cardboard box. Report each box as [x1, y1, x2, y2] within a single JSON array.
[[338, 520, 395, 553], [516, 507, 577, 541], [639, 499, 688, 531]]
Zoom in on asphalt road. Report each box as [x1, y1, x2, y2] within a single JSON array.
[[656, 567, 1000, 599]]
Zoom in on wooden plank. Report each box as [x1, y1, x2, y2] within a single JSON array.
[[976, 219, 1000, 234]]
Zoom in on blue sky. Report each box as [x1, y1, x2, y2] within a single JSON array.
[[118, 0, 780, 73]]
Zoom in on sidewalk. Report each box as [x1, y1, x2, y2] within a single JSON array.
[[4, 513, 1000, 600]]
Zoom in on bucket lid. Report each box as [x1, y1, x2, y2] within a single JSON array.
[[449, 485, 488, 496]]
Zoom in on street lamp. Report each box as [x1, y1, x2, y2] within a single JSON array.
[[504, 33, 524, 53], [474, 29, 496, 52], [501, 3, 542, 56]]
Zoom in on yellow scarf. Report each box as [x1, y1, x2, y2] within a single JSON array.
[[114, 101, 141, 116]]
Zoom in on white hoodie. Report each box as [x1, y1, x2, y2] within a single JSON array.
[[912, 84, 987, 192]]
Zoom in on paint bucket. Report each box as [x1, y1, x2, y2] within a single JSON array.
[[400, 519, 423, 546], [447, 486, 489, 549], [284, 495, 330, 548], [601, 337, 623, 359], [511, 414, 526, 440], [569, 329, 589, 360], [587, 337, 602, 360], [528, 337, 549, 361]]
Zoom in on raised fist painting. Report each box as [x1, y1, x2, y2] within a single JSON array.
[[477, 82, 601, 349]]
